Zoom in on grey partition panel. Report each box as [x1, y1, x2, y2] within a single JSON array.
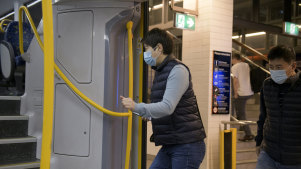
[[102, 9, 134, 169], [51, 1, 140, 168], [56, 11, 93, 84], [53, 84, 91, 157], [102, 4, 141, 169]]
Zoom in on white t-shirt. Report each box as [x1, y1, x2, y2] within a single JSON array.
[[231, 62, 254, 96]]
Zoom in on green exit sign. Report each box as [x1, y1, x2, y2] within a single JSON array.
[[174, 12, 195, 30], [284, 22, 299, 36]]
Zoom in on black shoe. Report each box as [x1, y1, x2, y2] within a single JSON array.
[[239, 135, 254, 142]]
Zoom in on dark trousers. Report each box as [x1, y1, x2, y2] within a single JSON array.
[[149, 141, 206, 169], [256, 151, 301, 169], [233, 95, 253, 136]]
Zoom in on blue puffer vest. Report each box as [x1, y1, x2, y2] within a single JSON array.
[[262, 73, 301, 165], [150, 55, 206, 146]]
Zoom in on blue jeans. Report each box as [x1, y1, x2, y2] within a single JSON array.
[[256, 151, 301, 169], [149, 141, 206, 169]]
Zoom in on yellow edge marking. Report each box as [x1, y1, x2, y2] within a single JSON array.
[[0, 161, 40, 167], [220, 130, 224, 169], [230, 128, 237, 169]]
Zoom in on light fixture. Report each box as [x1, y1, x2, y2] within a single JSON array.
[[27, 0, 42, 8], [232, 32, 266, 39], [232, 35, 241, 39], [152, 0, 183, 10], [153, 4, 163, 10], [0, 11, 14, 21], [245, 32, 266, 37]]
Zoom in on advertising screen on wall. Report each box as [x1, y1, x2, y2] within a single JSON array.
[[212, 51, 231, 114]]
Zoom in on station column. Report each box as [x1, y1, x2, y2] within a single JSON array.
[[182, 0, 233, 169]]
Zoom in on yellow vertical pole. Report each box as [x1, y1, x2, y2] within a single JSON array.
[[125, 21, 134, 169], [230, 128, 237, 169], [138, 4, 144, 169], [40, 0, 54, 169]]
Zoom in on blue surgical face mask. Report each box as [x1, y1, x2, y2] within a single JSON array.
[[143, 47, 158, 66], [269, 69, 288, 84]]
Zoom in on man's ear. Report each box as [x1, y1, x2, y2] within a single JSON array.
[[156, 43, 163, 52], [292, 61, 297, 70]]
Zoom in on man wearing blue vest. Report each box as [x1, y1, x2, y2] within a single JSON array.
[[120, 28, 206, 169], [255, 45, 301, 169]]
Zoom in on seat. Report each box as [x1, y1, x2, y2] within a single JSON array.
[[0, 21, 34, 95], [0, 40, 15, 81]]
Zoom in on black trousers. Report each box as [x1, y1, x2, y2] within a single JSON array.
[[233, 95, 253, 136]]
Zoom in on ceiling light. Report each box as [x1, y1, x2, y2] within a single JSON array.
[[232, 32, 266, 39], [245, 32, 266, 37], [27, 0, 42, 7], [0, 11, 14, 21], [232, 35, 241, 39], [153, 4, 163, 10]]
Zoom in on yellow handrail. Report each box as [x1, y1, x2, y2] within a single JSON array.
[[54, 64, 130, 117], [125, 21, 134, 169], [19, 5, 134, 169], [19, 6, 44, 54], [0, 19, 11, 32]]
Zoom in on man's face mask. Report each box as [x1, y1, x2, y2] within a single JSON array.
[[269, 58, 294, 84], [269, 69, 289, 84], [143, 46, 159, 66]]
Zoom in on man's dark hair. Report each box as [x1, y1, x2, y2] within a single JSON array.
[[232, 52, 241, 60], [142, 28, 173, 55], [267, 45, 296, 63]]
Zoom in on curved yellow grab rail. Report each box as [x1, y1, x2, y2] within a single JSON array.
[[0, 19, 11, 32], [19, 5, 134, 169], [54, 64, 130, 117], [19, 6, 44, 54]]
